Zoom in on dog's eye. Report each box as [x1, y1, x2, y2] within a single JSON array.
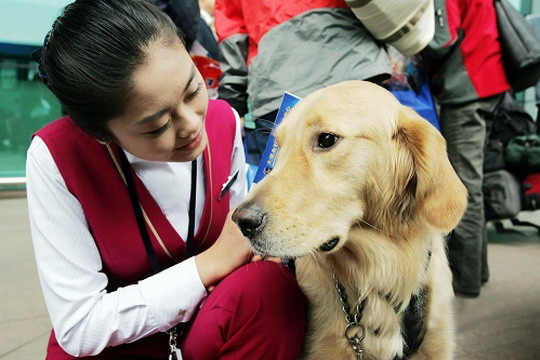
[[317, 133, 339, 149]]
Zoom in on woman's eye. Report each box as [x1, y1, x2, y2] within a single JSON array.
[[317, 133, 339, 149], [185, 82, 203, 102], [146, 120, 171, 136]]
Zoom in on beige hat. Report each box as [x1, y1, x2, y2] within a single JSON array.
[[346, 0, 435, 56]]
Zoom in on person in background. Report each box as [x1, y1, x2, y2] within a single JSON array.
[[153, 0, 222, 99], [27, 0, 306, 358], [527, 13, 540, 125], [422, 0, 510, 297], [199, 0, 216, 37], [153, 0, 220, 61], [214, 0, 392, 165]]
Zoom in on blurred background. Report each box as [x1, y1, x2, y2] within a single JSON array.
[[0, 0, 538, 189], [0, 1, 539, 359], [1, 0, 72, 188]]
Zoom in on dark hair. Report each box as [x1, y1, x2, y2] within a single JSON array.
[[39, 0, 183, 141]]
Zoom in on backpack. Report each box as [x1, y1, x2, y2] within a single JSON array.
[[490, 92, 537, 146], [483, 92, 536, 173], [505, 134, 540, 175], [385, 46, 440, 130], [494, 0, 540, 92], [483, 93, 540, 233]]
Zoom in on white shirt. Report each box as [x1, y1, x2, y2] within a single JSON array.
[[26, 113, 247, 357]]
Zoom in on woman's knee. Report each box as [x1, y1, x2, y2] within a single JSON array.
[[183, 262, 306, 359], [201, 261, 306, 331], [213, 261, 305, 312]]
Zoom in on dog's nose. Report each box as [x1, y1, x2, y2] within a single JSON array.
[[232, 206, 267, 239]]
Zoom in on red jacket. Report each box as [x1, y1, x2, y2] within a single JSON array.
[[423, 0, 510, 104], [35, 99, 236, 359]]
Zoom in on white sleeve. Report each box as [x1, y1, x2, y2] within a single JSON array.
[[229, 108, 248, 209], [26, 137, 207, 357]]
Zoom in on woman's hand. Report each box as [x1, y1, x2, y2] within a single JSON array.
[[194, 209, 253, 289], [195, 209, 284, 291], [250, 254, 282, 264]]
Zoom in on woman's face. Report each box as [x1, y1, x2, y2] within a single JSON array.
[[107, 37, 209, 162]]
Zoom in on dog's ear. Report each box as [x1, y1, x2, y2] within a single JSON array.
[[397, 106, 467, 232]]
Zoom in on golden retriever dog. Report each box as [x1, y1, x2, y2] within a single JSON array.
[[233, 81, 467, 359]]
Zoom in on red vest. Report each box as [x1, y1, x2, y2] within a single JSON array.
[[35, 99, 236, 359]]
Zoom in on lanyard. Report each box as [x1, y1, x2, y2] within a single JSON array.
[[118, 148, 197, 273]]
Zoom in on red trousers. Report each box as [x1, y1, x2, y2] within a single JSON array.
[[181, 261, 307, 359]]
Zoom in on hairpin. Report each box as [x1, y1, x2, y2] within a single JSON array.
[[30, 31, 52, 89]]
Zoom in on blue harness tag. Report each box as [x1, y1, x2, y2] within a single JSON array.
[[253, 92, 301, 184]]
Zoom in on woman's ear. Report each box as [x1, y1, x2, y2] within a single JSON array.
[[397, 106, 467, 232]]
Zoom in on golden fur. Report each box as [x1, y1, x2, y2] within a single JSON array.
[[233, 81, 467, 359]]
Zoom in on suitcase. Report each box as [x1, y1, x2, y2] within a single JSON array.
[[522, 172, 540, 210], [483, 170, 522, 221], [489, 172, 540, 235]]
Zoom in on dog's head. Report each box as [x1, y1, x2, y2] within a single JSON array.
[[233, 81, 467, 258]]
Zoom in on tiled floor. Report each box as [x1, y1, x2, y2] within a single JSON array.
[[1, 197, 48, 360], [453, 212, 540, 360], [1, 196, 539, 359]]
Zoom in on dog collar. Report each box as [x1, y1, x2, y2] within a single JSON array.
[[331, 250, 431, 359]]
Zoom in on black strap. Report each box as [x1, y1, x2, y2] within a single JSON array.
[[118, 148, 197, 273], [398, 286, 428, 359], [118, 148, 161, 274], [186, 159, 197, 258]]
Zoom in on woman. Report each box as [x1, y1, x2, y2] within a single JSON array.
[[27, 0, 306, 358]]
